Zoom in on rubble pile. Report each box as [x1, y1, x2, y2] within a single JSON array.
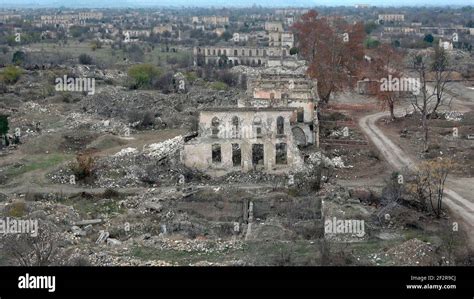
[[87, 250, 174, 266], [143, 136, 184, 159], [139, 236, 244, 254], [231, 64, 307, 78], [114, 147, 139, 157], [80, 86, 244, 129], [65, 112, 129, 134], [442, 111, 463, 122], [216, 171, 286, 185], [383, 238, 437, 266]]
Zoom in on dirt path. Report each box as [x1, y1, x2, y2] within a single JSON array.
[[359, 110, 474, 238]]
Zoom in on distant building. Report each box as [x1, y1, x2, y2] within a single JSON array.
[[265, 21, 284, 32], [439, 39, 454, 51], [192, 16, 229, 26], [0, 14, 21, 22], [269, 31, 294, 48], [285, 17, 294, 26], [194, 46, 291, 67], [78, 12, 103, 20], [153, 24, 173, 34], [383, 27, 419, 35], [123, 30, 150, 38], [214, 28, 226, 37], [378, 14, 405, 23]]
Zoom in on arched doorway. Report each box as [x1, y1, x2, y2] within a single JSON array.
[[292, 127, 307, 146]]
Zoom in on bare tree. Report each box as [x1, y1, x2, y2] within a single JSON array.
[[410, 47, 452, 152], [409, 158, 453, 218], [411, 53, 434, 152], [370, 43, 405, 121], [430, 46, 452, 116], [2, 220, 59, 266]]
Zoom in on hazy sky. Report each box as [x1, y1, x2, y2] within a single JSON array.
[[1, 0, 472, 8]]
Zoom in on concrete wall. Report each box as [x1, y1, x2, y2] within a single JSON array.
[[194, 46, 288, 66], [181, 109, 303, 175]]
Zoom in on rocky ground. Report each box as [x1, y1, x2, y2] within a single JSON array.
[[0, 64, 472, 266]]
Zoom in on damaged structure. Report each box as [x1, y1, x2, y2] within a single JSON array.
[[242, 73, 319, 146], [181, 107, 304, 175], [193, 46, 298, 67]]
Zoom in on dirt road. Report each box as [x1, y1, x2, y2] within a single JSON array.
[[359, 110, 474, 235]]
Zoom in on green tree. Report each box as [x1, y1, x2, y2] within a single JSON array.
[[424, 34, 434, 43], [221, 31, 232, 41], [70, 26, 89, 38], [0, 115, 9, 147], [12, 51, 26, 65], [364, 21, 378, 34], [289, 47, 299, 55], [364, 37, 380, 49], [128, 64, 161, 89], [127, 44, 144, 62], [78, 54, 93, 65]]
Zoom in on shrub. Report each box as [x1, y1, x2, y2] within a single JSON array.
[[78, 53, 93, 65], [424, 34, 434, 43], [12, 51, 26, 65], [289, 47, 299, 55], [364, 37, 380, 49], [102, 188, 122, 199], [185, 71, 198, 83], [71, 152, 95, 181], [217, 70, 238, 86], [153, 72, 174, 93], [210, 81, 228, 91], [1, 65, 22, 84], [90, 40, 102, 51], [127, 44, 144, 62], [128, 64, 160, 89], [128, 111, 156, 129], [7, 200, 26, 218]]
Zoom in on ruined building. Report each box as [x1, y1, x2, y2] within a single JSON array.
[[181, 108, 303, 176], [193, 46, 294, 67], [268, 31, 295, 48], [241, 73, 319, 147], [181, 72, 319, 175]]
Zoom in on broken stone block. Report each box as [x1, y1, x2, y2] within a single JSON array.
[[107, 238, 122, 246], [144, 202, 163, 212], [75, 219, 103, 226], [71, 225, 86, 237]]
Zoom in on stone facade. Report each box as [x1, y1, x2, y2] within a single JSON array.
[[241, 73, 319, 146], [268, 31, 295, 48], [378, 14, 405, 22], [264, 21, 284, 32], [153, 24, 173, 34], [181, 108, 303, 176], [78, 12, 103, 20], [194, 46, 290, 67], [192, 16, 229, 26]]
